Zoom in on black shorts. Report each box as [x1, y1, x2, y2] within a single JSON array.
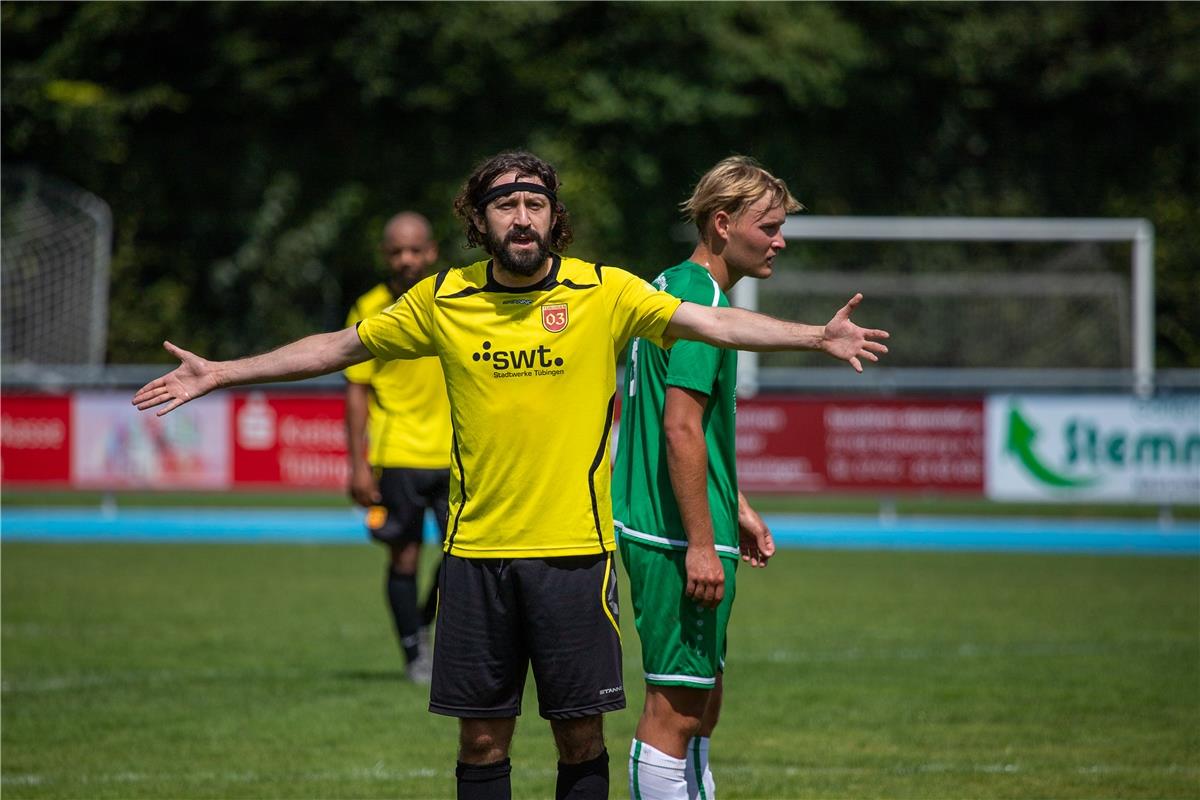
[[366, 467, 450, 546], [429, 552, 625, 720]]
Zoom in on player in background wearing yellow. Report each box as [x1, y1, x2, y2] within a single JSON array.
[[613, 158, 803, 800], [344, 212, 451, 684], [132, 151, 888, 800]]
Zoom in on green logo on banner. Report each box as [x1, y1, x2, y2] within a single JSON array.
[[1007, 406, 1099, 489]]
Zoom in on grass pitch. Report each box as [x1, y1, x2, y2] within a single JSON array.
[[2, 542, 1197, 799]]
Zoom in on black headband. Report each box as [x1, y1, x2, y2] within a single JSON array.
[[475, 181, 556, 211]]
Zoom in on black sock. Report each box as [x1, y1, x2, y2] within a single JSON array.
[[386, 569, 421, 663], [556, 749, 609, 800], [456, 758, 512, 800]]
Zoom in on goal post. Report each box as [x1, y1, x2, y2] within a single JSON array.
[[1, 168, 114, 366], [732, 216, 1156, 397]]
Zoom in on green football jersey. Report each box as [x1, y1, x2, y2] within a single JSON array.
[[611, 260, 740, 560]]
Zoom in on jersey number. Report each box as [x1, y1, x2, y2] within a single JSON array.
[[628, 338, 641, 397]]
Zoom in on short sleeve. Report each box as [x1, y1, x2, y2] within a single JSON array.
[[343, 299, 377, 383], [356, 275, 439, 360], [665, 339, 722, 396], [605, 267, 682, 350], [662, 265, 724, 395]]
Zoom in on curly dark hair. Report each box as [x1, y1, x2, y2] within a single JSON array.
[[453, 150, 574, 253]]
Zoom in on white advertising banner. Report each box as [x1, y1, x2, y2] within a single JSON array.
[[71, 391, 232, 489], [986, 394, 1200, 504]]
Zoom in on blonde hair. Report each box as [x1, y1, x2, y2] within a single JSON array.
[[681, 156, 802, 238]]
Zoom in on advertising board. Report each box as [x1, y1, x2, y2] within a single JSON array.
[[72, 391, 230, 489], [737, 397, 984, 494], [231, 392, 348, 489], [985, 394, 1200, 504], [1, 394, 72, 484]]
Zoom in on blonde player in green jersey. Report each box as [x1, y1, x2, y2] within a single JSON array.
[[614, 158, 810, 800], [344, 211, 451, 684], [132, 151, 888, 800]]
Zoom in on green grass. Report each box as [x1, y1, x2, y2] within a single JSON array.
[[5, 489, 1198, 519], [3, 543, 1198, 799]]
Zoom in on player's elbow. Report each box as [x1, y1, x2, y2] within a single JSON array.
[[664, 420, 704, 449]]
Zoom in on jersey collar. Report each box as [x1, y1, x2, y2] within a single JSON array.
[[484, 253, 562, 293]]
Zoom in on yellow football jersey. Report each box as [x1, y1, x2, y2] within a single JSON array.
[[356, 255, 681, 559], [344, 283, 452, 470]]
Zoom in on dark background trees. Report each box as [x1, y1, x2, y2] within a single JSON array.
[[3, 1, 1196, 366]]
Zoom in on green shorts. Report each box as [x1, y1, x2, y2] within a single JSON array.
[[618, 536, 737, 688]]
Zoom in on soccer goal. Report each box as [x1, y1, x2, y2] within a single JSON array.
[[1, 167, 113, 366], [732, 216, 1156, 397]]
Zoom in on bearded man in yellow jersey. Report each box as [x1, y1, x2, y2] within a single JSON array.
[[344, 211, 451, 684], [133, 151, 889, 800]]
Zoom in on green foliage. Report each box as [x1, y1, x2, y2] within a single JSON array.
[[2, 2, 1196, 365]]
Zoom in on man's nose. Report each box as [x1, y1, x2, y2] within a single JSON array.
[[513, 201, 532, 226]]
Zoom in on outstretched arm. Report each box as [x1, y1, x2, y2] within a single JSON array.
[[132, 326, 372, 416], [665, 292, 889, 372]]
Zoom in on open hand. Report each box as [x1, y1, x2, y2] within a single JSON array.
[[738, 505, 775, 568], [131, 341, 218, 416], [822, 293, 890, 372]]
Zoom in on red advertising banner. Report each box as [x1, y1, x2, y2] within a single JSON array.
[[231, 392, 349, 489], [737, 396, 984, 494], [4, 391, 982, 496], [1, 394, 71, 484]]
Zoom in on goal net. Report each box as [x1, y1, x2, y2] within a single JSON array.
[[2, 168, 113, 366]]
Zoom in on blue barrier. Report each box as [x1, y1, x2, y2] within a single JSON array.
[[2, 507, 1196, 555]]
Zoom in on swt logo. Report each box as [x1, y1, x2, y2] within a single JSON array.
[[472, 340, 565, 370]]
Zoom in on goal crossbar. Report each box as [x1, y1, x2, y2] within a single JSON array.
[[732, 216, 1156, 396]]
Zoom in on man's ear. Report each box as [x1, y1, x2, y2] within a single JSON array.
[[712, 210, 732, 243], [470, 211, 487, 238]]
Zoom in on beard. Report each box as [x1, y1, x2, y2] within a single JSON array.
[[489, 226, 550, 276], [385, 271, 421, 297]]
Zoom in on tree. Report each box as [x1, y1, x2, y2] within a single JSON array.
[[3, 2, 1195, 367]]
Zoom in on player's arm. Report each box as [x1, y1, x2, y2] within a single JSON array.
[[665, 293, 889, 373], [345, 381, 381, 507], [737, 491, 775, 568], [132, 326, 371, 416], [664, 385, 725, 609]]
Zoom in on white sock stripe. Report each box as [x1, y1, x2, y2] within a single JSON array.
[[691, 738, 707, 800], [696, 736, 715, 800], [630, 739, 642, 800]]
